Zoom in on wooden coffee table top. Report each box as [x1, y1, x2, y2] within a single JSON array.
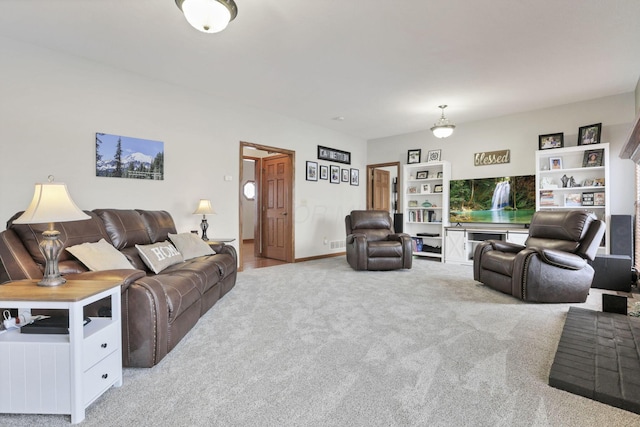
[[0, 280, 120, 302]]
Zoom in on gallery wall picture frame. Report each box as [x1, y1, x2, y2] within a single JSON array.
[[578, 123, 602, 146], [549, 157, 563, 170], [538, 133, 564, 150], [320, 165, 328, 180], [341, 168, 350, 182], [407, 149, 421, 164], [583, 149, 604, 167], [416, 171, 429, 179], [433, 184, 443, 193], [317, 145, 351, 164], [306, 161, 318, 181], [330, 165, 340, 184], [350, 168, 359, 186], [426, 149, 442, 162]]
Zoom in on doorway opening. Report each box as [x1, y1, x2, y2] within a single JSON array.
[[366, 161, 401, 229], [239, 142, 295, 271]]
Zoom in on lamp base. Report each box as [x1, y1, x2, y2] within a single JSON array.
[[37, 229, 66, 287], [200, 217, 209, 241]]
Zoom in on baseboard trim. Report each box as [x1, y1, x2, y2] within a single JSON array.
[[295, 252, 346, 263]]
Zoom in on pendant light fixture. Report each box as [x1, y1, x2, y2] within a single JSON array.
[[175, 0, 238, 33], [430, 105, 456, 138]]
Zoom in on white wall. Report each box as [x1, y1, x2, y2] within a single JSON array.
[[368, 93, 637, 216], [0, 37, 366, 259]]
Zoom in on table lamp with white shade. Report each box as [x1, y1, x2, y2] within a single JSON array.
[[13, 177, 91, 286], [193, 199, 216, 241]]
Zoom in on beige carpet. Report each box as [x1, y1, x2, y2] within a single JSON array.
[[1, 257, 639, 426]]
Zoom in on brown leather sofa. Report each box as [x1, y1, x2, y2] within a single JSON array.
[[473, 210, 605, 303], [345, 210, 412, 271], [0, 209, 237, 367]]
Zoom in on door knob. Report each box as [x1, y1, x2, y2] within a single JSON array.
[[282, 212, 288, 216]]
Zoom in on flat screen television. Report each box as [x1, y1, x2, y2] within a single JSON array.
[[449, 175, 536, 224]]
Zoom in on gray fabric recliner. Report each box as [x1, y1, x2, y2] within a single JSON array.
[[345, 210, 412, 271], [473, 210, 605, 302]]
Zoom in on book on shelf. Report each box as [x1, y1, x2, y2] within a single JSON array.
[[564, 193, 582, 207], [540, 190, 555, 206], [411, 237, 423, 252], [581, 192, 594, 206], [594, 192, 605, 206]]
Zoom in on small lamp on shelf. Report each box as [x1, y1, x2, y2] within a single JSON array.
[[193, 199, 216, 241], [13, 176, 91, 286]]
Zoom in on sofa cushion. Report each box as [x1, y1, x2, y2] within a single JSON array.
[[137, 210, 177, 243], [67, 238, 134, 271], [168, 233, 215, 260], [8, 211, 110, 267], [93, 209, 151, 250], [136, 241, 184, 274]]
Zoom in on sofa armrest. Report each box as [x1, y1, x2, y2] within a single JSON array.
[[0, 229, 43, 283], [64, 269, 147, 292], [207, 242, 237, 262]]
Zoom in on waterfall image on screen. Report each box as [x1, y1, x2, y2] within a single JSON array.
[[449, 175, 536, 224]]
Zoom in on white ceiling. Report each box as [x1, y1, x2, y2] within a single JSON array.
[[2, 0, 640, 140]]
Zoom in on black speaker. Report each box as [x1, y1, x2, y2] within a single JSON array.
[[610, 215, 633, 258], [393, 213, 403, 233], [602, 294, 627, 315], [590, 255, 633, 292]]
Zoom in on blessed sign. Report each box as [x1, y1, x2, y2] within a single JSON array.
[[474, 150, 510, 166], [317, 145, 351, 164]]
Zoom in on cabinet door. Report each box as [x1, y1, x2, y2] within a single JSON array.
[[445, 229, 467, 263]]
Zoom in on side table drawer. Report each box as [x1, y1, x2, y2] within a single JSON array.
[[83, 350, 121, 406], [83, 319, 119, 370]]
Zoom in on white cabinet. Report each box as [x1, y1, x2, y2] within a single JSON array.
[[535, 143, 610, 253], [403, 161, 451, 261], [444, 227, 530, 265], [0, 280, 122, 424]]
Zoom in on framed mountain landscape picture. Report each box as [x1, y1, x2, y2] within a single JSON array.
[[96, 132, 164, 180]]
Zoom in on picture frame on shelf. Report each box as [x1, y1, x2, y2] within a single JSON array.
[[538, 133, 564, 150], [582, 178, 594, 187], [549, 157, 563, 170], [426, 149, 441, 162], [437, 171, 443, 178], [578, 123, 602, 146], [350, 168, 359, 186], [407, 149, 421, 164], [433, 184, 443, 193], [581, 192, 594, 206], [408, 200, 418, 207], [407, 186, 418, 194], [306, 161, 318, 181], [330, 165, 340, 183], [416, 171, 429, 179], [593, 178, 605, 187], [320, 165, 328, 180], [341, 168, 350, 182], [422, 184, 431, 193], [564, 193, 582, 207], [583, 149, 604, 167], [593, 192, 605, 206]]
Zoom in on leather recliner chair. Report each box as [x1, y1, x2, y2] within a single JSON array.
[[473, 210, 605, 303], [345, 210, 412, 271]]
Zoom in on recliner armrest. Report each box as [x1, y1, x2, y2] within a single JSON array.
[[537, 248, 587, 270], [489, 240, 524, 253], [346, 233, 366, 244], [387, 233, 411, 242]]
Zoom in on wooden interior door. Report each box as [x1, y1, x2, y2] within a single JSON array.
[[372, 169, 391, 211], [261, 154, 291, 261]]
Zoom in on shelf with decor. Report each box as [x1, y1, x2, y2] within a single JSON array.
[[403, 161, 450, 260], [535, 143, 610, 254]]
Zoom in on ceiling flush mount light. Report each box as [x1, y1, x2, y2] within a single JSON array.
[[430, 105, 456, 139], [175, 0, 238, 33]]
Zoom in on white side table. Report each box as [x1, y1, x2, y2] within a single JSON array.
[[0, 280, 122, 424]]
